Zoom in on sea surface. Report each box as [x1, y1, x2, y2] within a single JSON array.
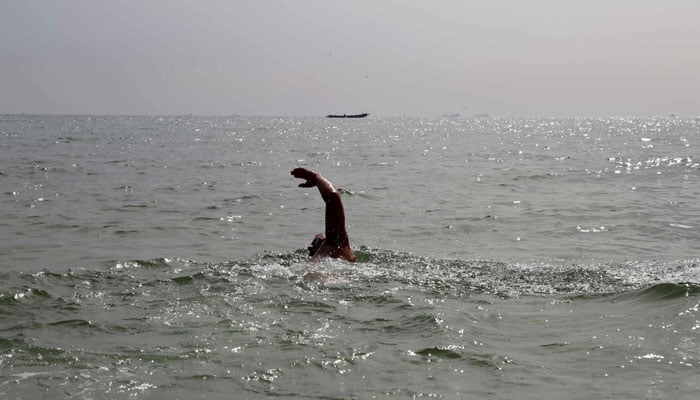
[[1, 114, 699, 399]]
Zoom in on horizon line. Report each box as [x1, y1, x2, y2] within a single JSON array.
[[1, 112, 696, 119]]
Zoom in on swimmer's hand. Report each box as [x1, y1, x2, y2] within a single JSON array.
[[291, 167, 318, 188]]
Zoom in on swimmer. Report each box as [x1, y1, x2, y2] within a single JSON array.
[[291, 167, 355, 262]]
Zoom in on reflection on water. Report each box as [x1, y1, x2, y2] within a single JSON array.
[[0, 252, 698, 398]]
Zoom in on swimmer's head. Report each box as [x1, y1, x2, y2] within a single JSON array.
[[308, 233, 325, 256]]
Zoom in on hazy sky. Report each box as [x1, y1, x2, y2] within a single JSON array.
[[2, 0, 699, 117]]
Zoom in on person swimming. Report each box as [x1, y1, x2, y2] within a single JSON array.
[[291, 167, 355, 262]]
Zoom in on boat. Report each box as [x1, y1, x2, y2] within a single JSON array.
[[326, 113, 369, 118]]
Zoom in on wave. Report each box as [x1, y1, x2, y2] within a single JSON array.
[[629, 282, 700, 300], [2, 251, 697, 308], [1, 250, 698, 399]]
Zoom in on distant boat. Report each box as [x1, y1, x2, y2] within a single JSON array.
[[326, 113, 369, 118]]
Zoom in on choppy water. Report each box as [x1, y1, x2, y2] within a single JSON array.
[[1, 115, 699, 399]]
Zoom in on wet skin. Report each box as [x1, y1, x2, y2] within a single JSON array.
[[291, 168, 355, 262]]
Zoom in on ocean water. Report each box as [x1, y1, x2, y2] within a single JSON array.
[[1, 115, 699, 399]]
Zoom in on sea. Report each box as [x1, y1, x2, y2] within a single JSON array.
[[1, 114, 699, 399]]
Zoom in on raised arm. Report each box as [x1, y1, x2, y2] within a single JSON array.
[[291, 167, 355, 261]]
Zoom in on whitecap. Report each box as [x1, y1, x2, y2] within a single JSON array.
[[669, 223, 693, 229]]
